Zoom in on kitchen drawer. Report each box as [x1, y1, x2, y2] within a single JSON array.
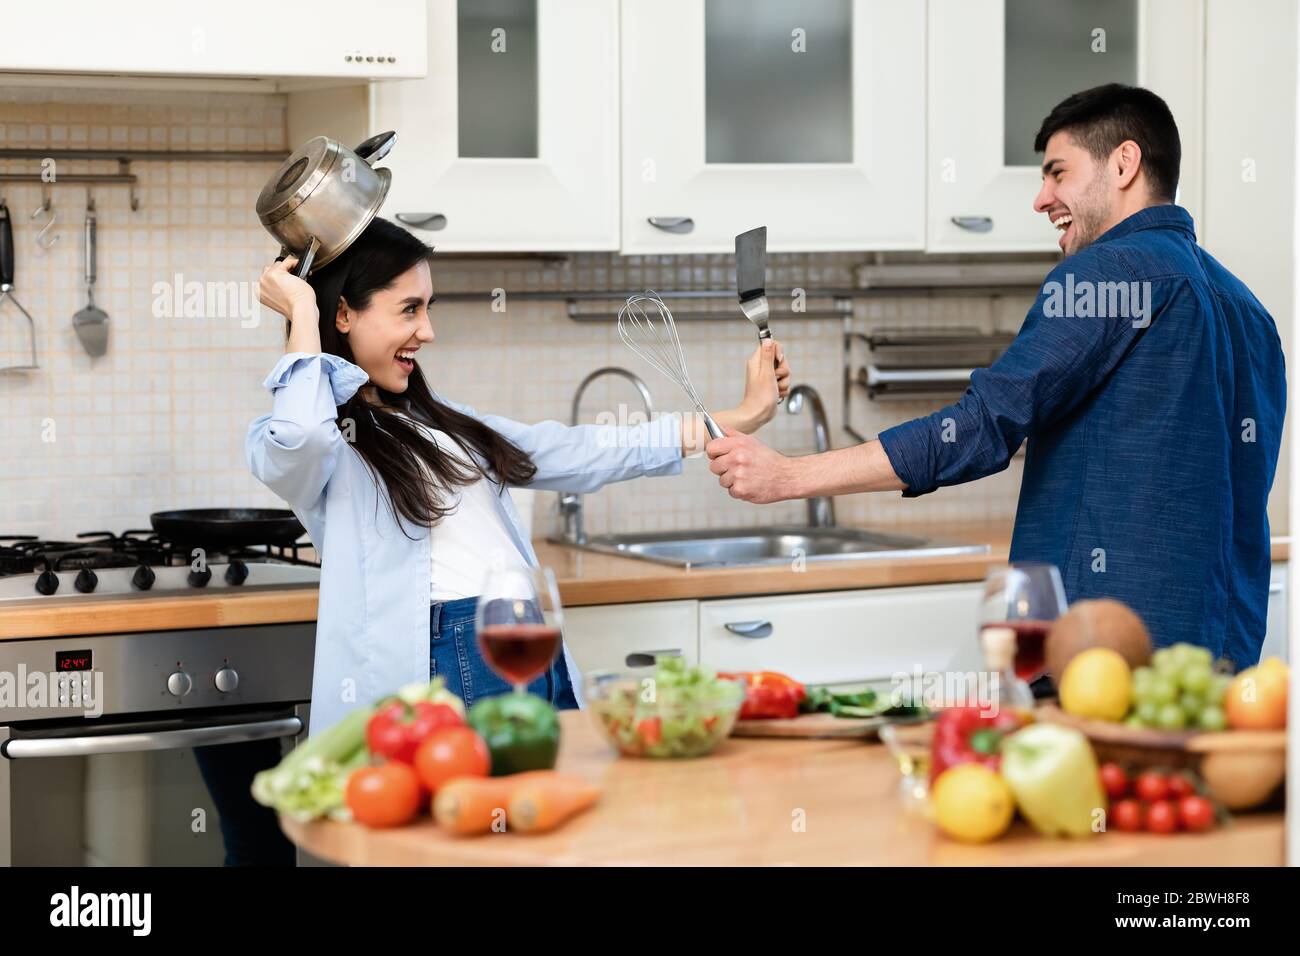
[[698, 584, 984, 686], [563, 600, 699, 677]]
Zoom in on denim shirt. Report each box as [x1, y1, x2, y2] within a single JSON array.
[[246, 352, 684, 735], [879, 206, 1286, 668]]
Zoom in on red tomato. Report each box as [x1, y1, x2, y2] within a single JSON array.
[[1166, 775, 1196, 800], [1111, 798, 1145, 833], [1134, 771, 1171, 803], [413, 726, 490, 794], [1146, 800, 1180, 835], [637, 718, 663, 747], [1178, 796, 1216, 833], [345, 762, 422, 828], [1099, 763, 1129, 800]]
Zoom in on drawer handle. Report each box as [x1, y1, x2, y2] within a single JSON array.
[[625, 649, 682, 668], [950, 215, 993, 233], [396, 213, 447, 231], [1269, 581, 1284, 594], [723, 620, 773, 639], [647, 216, 694, 234]]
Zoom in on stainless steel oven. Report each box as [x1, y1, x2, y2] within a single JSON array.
[[0, 623, 314, 866]]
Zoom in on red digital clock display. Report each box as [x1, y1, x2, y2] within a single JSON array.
[[55, 650, 92, 671]]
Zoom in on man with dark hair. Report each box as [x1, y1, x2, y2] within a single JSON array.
[[707, 84, 1286, 670]]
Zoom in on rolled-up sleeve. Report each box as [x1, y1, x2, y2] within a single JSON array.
[[879, 248, 1144, 497], [245, 352, 369, 510]]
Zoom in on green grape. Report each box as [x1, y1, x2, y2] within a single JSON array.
[[1136, 700, 1160, 724], [1132, 666, 1155, 692], [1152, 648, 1179, 674], [1187, 646, 1214, 668], [1198, 706, 1227, 732], [1210, 674, 1234, 702], [1156, 702, 1187, 730], [1181, 665, 1212, 695], [1180, 691, 1204, 718], [1170, 643, 1195, 667], [1124, 714, 1146, 729], [1149, 675, 1178, 705]]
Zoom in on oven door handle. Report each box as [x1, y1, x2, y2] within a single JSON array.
[[1, 716, 303, 759]]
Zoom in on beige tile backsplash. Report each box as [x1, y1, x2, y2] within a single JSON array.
[[0, 88, 1027, 542]]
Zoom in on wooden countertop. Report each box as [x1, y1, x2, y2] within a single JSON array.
[[2, 523, 1289, 638], [280, 711, 1284, 867]]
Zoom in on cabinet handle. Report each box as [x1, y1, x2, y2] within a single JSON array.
[[950, 216, 993, 233], [647, 216, 695, 234], [723, 620, 773, 639], [625, 649, 682, 668], [1269, 581, 1284, 594], [396, 213, 447, 231]]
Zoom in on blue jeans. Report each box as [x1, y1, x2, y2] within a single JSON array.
[[430, 596, 578, 710]]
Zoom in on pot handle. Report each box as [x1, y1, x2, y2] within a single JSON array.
[[274, 236, 321, 278], [355, 130, 397, 165]]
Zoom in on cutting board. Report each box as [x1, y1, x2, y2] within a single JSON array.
[[730, 712, 927, 740]]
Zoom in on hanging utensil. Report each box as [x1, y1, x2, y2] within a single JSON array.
[[735, 225, 782, 404], [618, 291, 724, 440], [256, 131, 396, 278], [72, 198, 109, 357], [0, 200, 39, 373], [31, 186, 59, 252]]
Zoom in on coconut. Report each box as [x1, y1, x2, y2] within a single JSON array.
[[1044, 599, 1152, 686]]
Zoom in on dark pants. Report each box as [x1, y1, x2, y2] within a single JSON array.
[[193, 737, 297, 867]]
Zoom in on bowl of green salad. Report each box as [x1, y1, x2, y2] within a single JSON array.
[[584, 656, 744, 758]]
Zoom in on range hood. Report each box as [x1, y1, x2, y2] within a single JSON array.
[[0, 0, 426, 91]]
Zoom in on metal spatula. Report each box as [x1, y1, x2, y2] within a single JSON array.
[[73, 201, 108, 357], [735, 226, 781, 402]]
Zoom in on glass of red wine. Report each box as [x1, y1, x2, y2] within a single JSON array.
[[978, 563, 1067, 682], [475, 566, 564, 694]]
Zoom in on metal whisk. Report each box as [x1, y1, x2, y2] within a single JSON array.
[[617, 291, 724, 440]]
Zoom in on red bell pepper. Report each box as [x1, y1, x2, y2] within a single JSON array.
[[366, 699, 464, 765], [718, 671, 807, 720], [929, 705, 1028, 782]]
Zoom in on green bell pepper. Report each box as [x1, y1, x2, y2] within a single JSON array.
[[467, 693, 561, 776]]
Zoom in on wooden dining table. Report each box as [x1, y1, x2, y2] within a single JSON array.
[[280, 711, 1284, 866]]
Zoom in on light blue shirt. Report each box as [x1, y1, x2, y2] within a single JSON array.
[[246, 352, 684, 735]]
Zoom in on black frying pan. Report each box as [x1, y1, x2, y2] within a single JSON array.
[[150, 509, 305, 549]]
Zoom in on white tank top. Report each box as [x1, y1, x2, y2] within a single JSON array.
[[405, 421, 530, 602]]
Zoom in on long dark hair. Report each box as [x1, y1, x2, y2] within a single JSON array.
[[302, 217, 537, 530]]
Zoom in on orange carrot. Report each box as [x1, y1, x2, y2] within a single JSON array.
[[433, 772, 552, 836], [506, 774, 600, 833]]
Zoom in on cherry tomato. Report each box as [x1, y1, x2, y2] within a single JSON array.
[[345, 762, 422, 828], [413, 726, 490, 794], [1099, 763, 1130, 800], [1166, 774, 1197, 800], [637, 718, 663, 747], [1112, 798, 1145, 832], [1135, 771, 1171, 803], [1178, 795, 1216, 833], [1146, 799, 1180, 834]]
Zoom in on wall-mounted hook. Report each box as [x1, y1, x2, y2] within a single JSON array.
[[31, 185, 59, 251], [119, 159, 139, 211]]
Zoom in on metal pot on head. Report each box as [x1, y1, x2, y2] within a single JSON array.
[[256, 131, 397, 277]]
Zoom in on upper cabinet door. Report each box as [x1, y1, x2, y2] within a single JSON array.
[[621, 0, 925, 254], [371, 0, 620, 251], [928, 0, 1204, 252]]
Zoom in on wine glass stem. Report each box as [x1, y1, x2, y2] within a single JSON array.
[[513, 681, 526, 695]]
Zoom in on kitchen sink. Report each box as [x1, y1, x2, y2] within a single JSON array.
[[557, 526, 989, 569]]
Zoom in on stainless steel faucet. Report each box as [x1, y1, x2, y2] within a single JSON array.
[[785, 384, 836, 528], [558, 367, 656, 545]]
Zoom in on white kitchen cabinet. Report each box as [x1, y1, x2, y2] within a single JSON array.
[[697, 584, 985, 687], [620, 0, 926, 253], [927, 0, 1204, 252], [369, 0, 620, 251], [563, 600, 700, 677], [1261, 562, 1288, 664]]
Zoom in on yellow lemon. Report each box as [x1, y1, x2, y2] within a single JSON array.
[[931, 764, 1015, 844], [1059, 647, 1132, 721]]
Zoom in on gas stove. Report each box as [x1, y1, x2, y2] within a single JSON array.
[[0, 531, 321, 602]]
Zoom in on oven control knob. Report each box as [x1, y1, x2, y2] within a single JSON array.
[[214, 667, 240, 693], [166, 671, 193, 697], [188, 567, 212, 588], [35, 569, 59, 595], [74, 568, 98, 593], [131, 565, 156, 590], [224, 560, 249, 586]]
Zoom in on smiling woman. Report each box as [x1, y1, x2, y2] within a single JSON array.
[[248, 215, 791, 743]]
